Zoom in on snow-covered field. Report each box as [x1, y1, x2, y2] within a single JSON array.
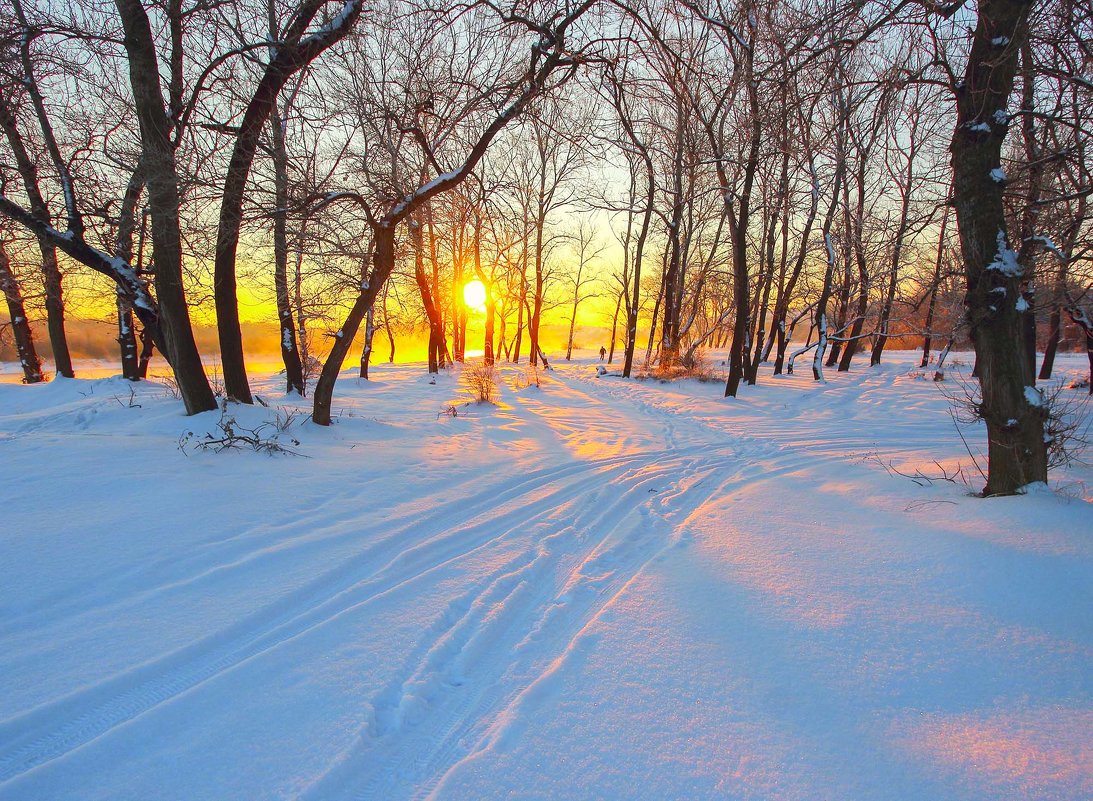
[[1, 351, 1091, 801]]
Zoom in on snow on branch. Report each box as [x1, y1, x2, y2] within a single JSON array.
[[0, 192, 157, 318]]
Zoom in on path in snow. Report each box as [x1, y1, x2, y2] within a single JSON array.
[[0, 352, 1090, 801]]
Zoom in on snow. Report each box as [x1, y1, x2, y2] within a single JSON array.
[[1025, 385, 1045, 408], [298, 0, 361, 47], [389, 170, 463, 219], [988, 230, 1023, 277], [0, 352, 1090, 801], [991, 167, 1006, 183], [1030, 235, 1068, 262]]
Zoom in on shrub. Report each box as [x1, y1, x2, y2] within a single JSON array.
[[462, 360, 497, 403]]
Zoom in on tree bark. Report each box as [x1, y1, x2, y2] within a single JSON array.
[[270, 99, 305, 394], [114, 165, 144, 381], [115, 0, 215, 414], [0, 92, 72, 377], [0, 240, 44, 383], [949, 0, 1046, 494]]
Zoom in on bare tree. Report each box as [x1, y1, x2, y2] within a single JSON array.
[[564, 218, 605, 359], [0, 236, 42, 382], [947, 0, 1047, 494], [310, 2, 596, 425]]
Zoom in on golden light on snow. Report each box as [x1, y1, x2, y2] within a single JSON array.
[[463, 279, 487, 311], [888, 707, 1093, 798]]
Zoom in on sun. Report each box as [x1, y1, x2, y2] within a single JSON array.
[[463, 279, 487, 311]]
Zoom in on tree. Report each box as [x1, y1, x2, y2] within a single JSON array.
[[310, 2, 596, 425], [564, 219, 605, 359], [114, 0, 216, 414], [214, 0, 364, 403], [0, 236, 42, 382], [947, 0, 1046, 494]]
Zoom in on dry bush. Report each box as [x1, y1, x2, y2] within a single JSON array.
[[1042, 380, 1092, 469], [940, 374, 1091, 478], [160, 375, 181, 399], [302, 354, 323, 394], [462, 360, 498, 403], [179, 408, 303, 456], [642, 349, 722, 383], [274, 406, 303, 433], [514, 364, 541, 389], [207, 360, 225, 397]]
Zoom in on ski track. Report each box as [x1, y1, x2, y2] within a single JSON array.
[[0, 360, 1003, 798], [0, 447, 663, 782], [296, 372, 848, 801]]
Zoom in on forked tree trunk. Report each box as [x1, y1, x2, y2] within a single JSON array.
[[0, 93, 72, 377], [214, 0, 362, 403], [810, 114, 849, 382], [872, 109, 920, 367], [837, 162, 870, 372], [115, 0, 215, 415], [772, 156, 821, 375]]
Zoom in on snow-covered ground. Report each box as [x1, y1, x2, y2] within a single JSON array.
[[1, 351, 1090, 801]]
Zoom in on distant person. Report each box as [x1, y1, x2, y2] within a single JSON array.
[[599, 346, 607, 361]]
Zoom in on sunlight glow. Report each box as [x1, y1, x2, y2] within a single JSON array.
[[463, 280, 487, 312]]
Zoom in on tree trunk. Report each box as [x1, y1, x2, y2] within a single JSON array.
[[313, 229, 392, 425], [949, 0, 1046, 494], [772, 157, 821, 375], [360, 305, 375, 379], [0, 94, 72, 377], [1065, 307, 1093, 394], [411, 217, 446, 373], [529, 208, 546, 367], [1039, 304, 1061, 380], [608, 288, 622, 364], [115, 0, 215, 415], [920, 205, 949, 368], [747, 211, 778, 384], [0, 241, 44, 383], [214, 0, 362, 403], [811, 126, 848, 382], [270, 101, 305, 394], [115, 165, 144, 381], [660, 97, 686, 370], [645, 261, 665, 368], [872, 115, 920, 368]]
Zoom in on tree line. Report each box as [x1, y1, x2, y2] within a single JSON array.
[[0, 0, 1090, 495]]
